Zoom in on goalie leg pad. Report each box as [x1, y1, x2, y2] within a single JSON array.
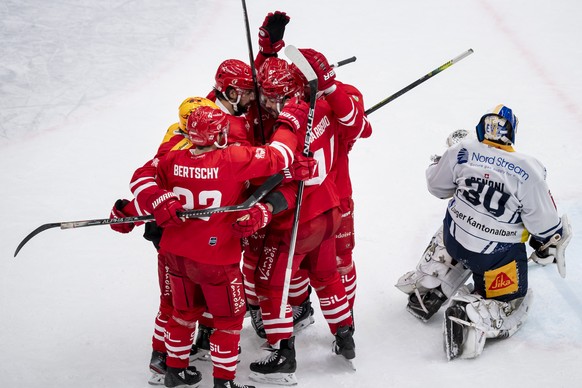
[[396, 226, 471, 320], [396, 226, 469, 296], [443, 289, 533, 360]]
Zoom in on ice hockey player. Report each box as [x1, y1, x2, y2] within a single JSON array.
[[236, 50, 364, 385], [410, 105, 572, 360], [147, 105, 313, 388], [395, 129, 475, 321]]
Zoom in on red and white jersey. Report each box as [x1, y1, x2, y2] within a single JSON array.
[[328, 82, 372, 200], [128, 111, 252, 216], [156, 135, 296, 264], [270, 98, 341, 230]]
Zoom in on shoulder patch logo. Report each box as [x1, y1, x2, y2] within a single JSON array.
[[457, 148, 469, 164], [255, 148, 266, 159]]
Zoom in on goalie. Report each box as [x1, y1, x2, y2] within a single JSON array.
[[397, 105, 572, 360]]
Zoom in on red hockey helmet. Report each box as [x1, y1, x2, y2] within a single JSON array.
[[260, 68, 305, 103], [187, 106, 229, 147], [214, 59, 254, 93], [258, 57, 290, 83], [178, 97, 219, 131]]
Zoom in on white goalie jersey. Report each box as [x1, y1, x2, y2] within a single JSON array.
[[426, 138, 562, 254]]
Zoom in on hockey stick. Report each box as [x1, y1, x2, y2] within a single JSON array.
[[331, 56, 357, 68], [240, 0, 266, 144], [14, 173, 284, 257], [365, 48, 474, 115], [279, 45, 318, 318]]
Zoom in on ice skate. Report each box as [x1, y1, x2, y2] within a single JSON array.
[[214, 377, 256, 388], [333, 325, 356, 370], [148, 350, 166, 385], [164, 366, 202, 388], [292, 294, 315, 333], [249, 337, 297, 386]]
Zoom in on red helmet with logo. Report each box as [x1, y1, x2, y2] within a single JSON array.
[[187, 106, 229, 147], [258, 57, 290, 83], [260, 68, 305, 102], [214, 59, 254, 93]]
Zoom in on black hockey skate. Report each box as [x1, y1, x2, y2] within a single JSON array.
[[248, 304, 267, 339], [444, 304, 468, 361], [249, 337, 297, 385], [148, 350, 166, 385], [407, 287, 448, 322], [214, 377, 256, 388], [292, 291, 315, 333], [333, 325, 356, 360], [190, 324, 212, 362], [164, 366, 202, 388]]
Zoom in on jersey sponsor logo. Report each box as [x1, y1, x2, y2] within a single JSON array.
[[229, 277, 245, 315], [258, 246, 278, 281], [254, 148, 266, 159], [484, 261, 519, 298], [457, 148, 469, 164], [173, 165, 219, 179], [470, 152, 530, 180], [451, 208, 518, 237], [210, 343, 232, 354], [320, 294, 347, 307], [311, 115, 330, 142], [336, 231, 352, 239]]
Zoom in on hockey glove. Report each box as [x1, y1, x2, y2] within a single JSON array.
[[258, 11, 290, 55], [148, 190, 185, 228], [109, 199, 135, 234], [529, 214, 572, 278], [283, 153, 317, 182], [299, 48, 336, 93], [529, 234, 560, 265], [232, 203, 272, 238], [277, 97, 309, 133]]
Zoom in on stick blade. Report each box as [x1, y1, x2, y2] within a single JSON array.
[[14, 223, 61, 257], [284, 45, 318, 83]]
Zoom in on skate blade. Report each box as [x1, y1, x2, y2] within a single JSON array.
[[249, 371, 298, 386], [340, 355, 356, 371], [293, 316, 315, 333], [406, 305, 430, 323], [148, 372, 165, 385], [189, 349, 210, 363]]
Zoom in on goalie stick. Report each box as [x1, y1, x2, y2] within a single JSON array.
[[14, 173, 284, 257], [279, 45, 318, 319]]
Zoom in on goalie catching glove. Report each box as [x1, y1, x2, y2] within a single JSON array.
[[232, 203, 272, 238], [529, 214, 572, 278], [258, 11, 290, 55]]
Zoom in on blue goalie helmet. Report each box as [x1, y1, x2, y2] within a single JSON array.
[[475, 104, 518, 145]]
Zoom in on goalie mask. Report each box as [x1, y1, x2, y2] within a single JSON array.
[[178, 97, 219, 131], [187, 106, 229, 148], [476, 104, 518, 145]]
